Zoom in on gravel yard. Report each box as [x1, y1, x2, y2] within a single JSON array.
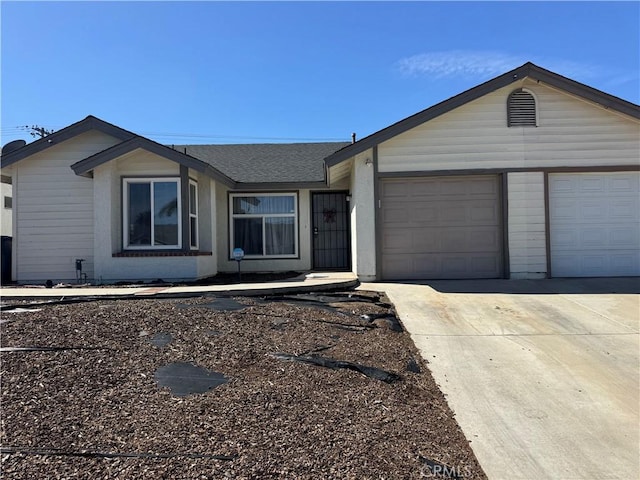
[[1, 291, 486, 479]]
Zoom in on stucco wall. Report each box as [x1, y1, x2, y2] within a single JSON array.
[[92, 152, 218, 282], [215, 185, 314, 273], [349, 150, 376, 281]]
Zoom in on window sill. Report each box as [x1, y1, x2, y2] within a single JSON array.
[[113, 251, 212, 257]]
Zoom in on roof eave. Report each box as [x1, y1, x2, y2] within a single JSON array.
[[0, 115, 136, 168], [324, 62, 640, 167], [231, 181, 329, 191], [70, 136, 236, 187]]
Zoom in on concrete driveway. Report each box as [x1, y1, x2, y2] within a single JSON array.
[[362, 278, 639, 480]]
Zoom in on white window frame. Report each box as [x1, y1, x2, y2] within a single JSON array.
[[229, 192, 298, 259], [123, 177, 182, 249], [189, 179, 198, 250]]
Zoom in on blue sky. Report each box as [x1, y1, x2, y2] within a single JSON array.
[[1, 1, 638, 145]]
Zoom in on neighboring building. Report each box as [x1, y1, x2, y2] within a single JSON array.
[[1, 62, 639, 283], [0, 174, 11, 237], [1, 169, 14, 284]]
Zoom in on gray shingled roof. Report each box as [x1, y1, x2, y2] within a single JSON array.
[[173, 142, 350, 184]]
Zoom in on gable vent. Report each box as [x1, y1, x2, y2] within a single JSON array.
[[507, 89, 537, 127]]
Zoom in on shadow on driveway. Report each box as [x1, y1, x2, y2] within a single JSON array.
[[386, 277, 640, 295]]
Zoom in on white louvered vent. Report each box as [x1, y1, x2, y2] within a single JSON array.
[[507, 90, 537, 127]]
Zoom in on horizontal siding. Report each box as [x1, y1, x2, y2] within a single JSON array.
[[15, 130, 122, 282], [117, 150, 179, 176], [507, 172, 547, 277], [378, 79, 639, 173]]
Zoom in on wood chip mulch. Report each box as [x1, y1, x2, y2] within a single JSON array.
[[1, 292, 487, 479]]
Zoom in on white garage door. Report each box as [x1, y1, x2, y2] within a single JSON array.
[[549, 172, 640, 277], [380, 175, 503, 280]]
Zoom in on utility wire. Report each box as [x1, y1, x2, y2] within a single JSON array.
[[2, 126, 349, 143]]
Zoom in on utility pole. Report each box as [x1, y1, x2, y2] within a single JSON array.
[[22, 125, 55, 138]]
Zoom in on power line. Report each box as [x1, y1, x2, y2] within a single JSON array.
[[2, 126, 349, 143]]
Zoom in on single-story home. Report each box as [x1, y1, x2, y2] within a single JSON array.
[[1, 62, 638, 283]]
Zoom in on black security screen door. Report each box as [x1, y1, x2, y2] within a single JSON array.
[[312, 192, 350, 270]]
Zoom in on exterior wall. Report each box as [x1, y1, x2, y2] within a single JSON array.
[[1, 180, 12, 236], [215, 186, 319, 273], [92, 152, 217, 282], [13, 131, 120, 283], [196, 176, 217, 279], [349, 150, 376, 281], [378, 79, 639, 173], [507, 172, 547, 278], [371, 80, 638, 279]]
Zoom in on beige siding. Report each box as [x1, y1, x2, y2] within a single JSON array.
[[507, 172, 547, 278], [378, 79, 639, 172], [116, 150, 179, 176], [15, 131, 121, 282]]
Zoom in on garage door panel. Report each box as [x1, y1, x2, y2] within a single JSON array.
[[610, 175, 639, 192], [382, 232, 411, 251], [382, 182, 409, 198], [381, 207, 410, 225], [381, 175, 503, 280], [611, 227, 639, 247], [440, 205, 467, 222], [382, 253, 502, 279], [610, 199, 639, 219], [470, 203, 499, 223], [413, 204, 439, 223], [550, 172, 640, 277], [580, 177, 606, 192], [570, 252, 640, 277]]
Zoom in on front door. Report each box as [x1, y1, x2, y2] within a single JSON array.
[[312, 192, 350, 270]]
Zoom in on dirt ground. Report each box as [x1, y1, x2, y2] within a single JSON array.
[[1, 291, 487, 479]]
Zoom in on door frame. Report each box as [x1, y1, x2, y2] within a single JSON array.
[[310, 190, 352, 271]]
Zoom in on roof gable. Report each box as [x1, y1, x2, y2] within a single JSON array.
[[0, 115, 136, 168], [71, 136, 235, 187], [325, 62, 640, 166]]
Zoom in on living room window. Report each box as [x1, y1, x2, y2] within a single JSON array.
[[230, 193, 298, 258], [123, 178, 181, 249]]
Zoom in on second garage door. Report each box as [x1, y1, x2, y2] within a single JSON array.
[[380, 175, 503, 280], [549, 172, 640, 277]]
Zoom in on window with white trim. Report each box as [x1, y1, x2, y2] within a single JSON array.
[[189, 179, 198, 249], [230, 193, 298, 258], [123, 178, 181, 248]]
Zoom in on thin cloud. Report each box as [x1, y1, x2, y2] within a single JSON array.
[[397, 50, 599, 81], [398, 51, 526, 78]]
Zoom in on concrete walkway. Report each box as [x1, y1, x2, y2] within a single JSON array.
[[362, 279, 640, 480], [0, 272, 358, 299]]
